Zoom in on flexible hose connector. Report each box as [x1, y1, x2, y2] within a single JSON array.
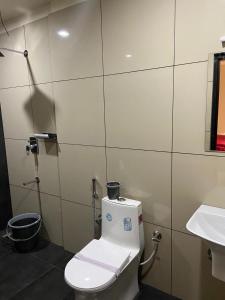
[[139, 230, 161, 266]]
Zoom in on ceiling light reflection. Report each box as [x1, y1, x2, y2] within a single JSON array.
[[57, 30, 70, 38]]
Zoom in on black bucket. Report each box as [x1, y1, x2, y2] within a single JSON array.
[[6, 213, 42, 252], [107, 181, 120, 199]]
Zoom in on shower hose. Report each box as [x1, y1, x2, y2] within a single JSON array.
[[139, 230, 161, 266]]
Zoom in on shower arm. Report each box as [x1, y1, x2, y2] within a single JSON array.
[[0, 47, 28, 57]]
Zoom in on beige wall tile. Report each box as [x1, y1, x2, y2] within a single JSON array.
[[0, 86, 33, 139], [107, 148, 171, 228], [175, 0, 225, 64], [172, 230, 225, 300], [10, 185, 40, 215], [58, 144, 106, 206], [25, 17, 52, 84], [40, 193, 63, 246], [0, 27, 29, 88], [50, 0, 86, 13], [173, 62, 208, 154], [105, 68, 173, 151], [142, 222, 171, 294], [37, 141, 60, 196], [172, 153, 225, 234], [5, 139, 36, 188], [102, 0, 174, 74], [54, 77, 104, 146], [30, 83, 56, 133], [49, 0, 102, 81], [62, 200, 93, 252]]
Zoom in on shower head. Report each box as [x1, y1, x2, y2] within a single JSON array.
[[0, 48, 28, 58]]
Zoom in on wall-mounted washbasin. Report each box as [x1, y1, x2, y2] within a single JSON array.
[[186, 205, 225, 282]]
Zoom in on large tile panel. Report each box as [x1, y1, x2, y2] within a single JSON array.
[[25, 17, 52, 84], [30, 83, 56, 134], [10, 185, 63, 246], [10, 185, 40, 215], [54, 77, 104, 146], [49, 0, 102, 81], [58, 144, 106, 206], [5, 139, 36, 188], [175, 0, 225, 64], [0, 86, 33, 139], [105, 68, 173, 151], [142, 223, 171, 294], [172, 153, 225, 234], [0, 27, 29, 88], [172, 230, 225, 300], [173, 62, 208, 155], [41, 193, 63, 246], [37, 141, 60, 196], [102, 0, 174, 74], [62, 200, 93, 252], [107, 148, 171, 228]]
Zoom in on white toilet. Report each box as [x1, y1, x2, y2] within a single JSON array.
[[64, 196, 144, 300]]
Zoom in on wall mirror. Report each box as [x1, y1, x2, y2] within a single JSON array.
[[206, 52, 225, 152]]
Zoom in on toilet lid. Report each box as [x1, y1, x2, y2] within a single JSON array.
[[65, 239, 131, 292], [65, 258, 116, 292], [76, 239, 131, 275]]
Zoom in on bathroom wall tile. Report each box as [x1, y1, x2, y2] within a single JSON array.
[[102, 0, 174, 74], [58, 144, 106, 206], [25, 17, 52, 84], [105, 68, 173, 151], [142, 222, 171, 294], [0, 86, 33, 139], [5, 139, 36, 188], [172, 230, 225, 300], [0, 27, 29, 88], [175, 0, 225, 64], [54, 77, 104, 146], [173, 62, 209, 155], [107, 148, 171, 228], [37, 141, 60, 196], [30, 83, 56, 133], [62, 200, 93, 252], [49, 0, 102, 81], [10, 185, 40, 215], [172, 153, 225, 234], [40, 193, 63, 246]]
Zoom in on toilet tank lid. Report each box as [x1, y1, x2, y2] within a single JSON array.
[[103, 196, 141, 207], [75, 239, 131, 275]]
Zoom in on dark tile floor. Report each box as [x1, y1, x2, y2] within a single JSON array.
[[0, 236, 179, 300]]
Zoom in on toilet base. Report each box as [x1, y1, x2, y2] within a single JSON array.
[[74, 258, 139, 300]]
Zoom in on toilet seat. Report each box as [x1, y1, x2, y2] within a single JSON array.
[[65, 239, 131, 292]]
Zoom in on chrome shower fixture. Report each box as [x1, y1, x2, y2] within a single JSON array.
[[0, 48, 28, 58]]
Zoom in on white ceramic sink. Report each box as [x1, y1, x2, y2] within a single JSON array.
[[187, 205, 225, 282]]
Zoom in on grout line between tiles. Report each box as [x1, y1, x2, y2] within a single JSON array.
[[6, 137, 225, 158], [61, 197, 101, 210], [100, 0, 108, 183], [0, 60, 209, 92], [10, 182, 197, 239], [171, 0, 176, 294], [12, 265, 54, 298], [55, 143, 65, 247], [10, 183, 60, 198]]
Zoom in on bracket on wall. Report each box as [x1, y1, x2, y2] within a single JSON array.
[[26, 137, 38, 154], [33, 133, 57, 141]]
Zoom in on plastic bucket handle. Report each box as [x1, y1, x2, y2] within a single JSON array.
[[6, 214, 42, 242]]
